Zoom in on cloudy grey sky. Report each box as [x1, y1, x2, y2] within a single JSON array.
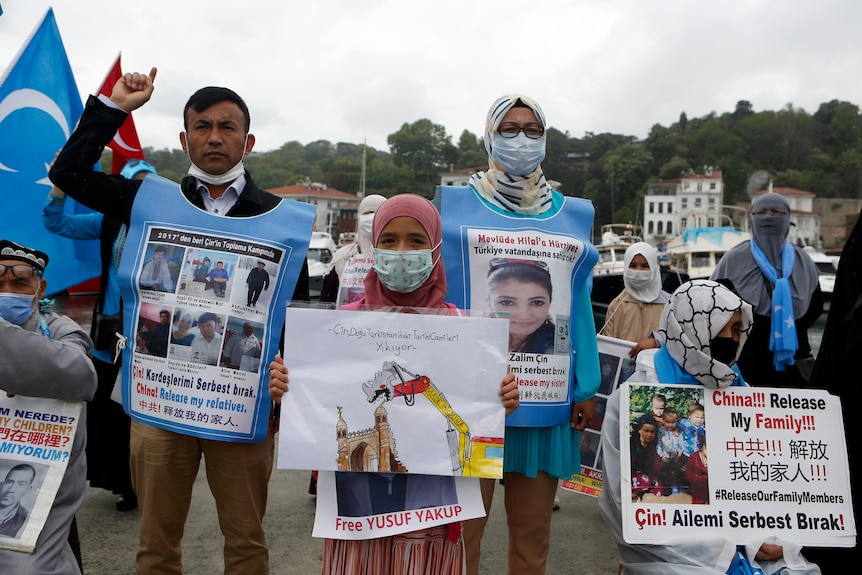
[[2, 0, 860, 154]]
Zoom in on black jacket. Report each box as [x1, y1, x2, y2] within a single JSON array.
[[50, 95, 308, 300]]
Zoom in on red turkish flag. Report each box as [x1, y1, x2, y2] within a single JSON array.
[[97, 53, 145, 173]]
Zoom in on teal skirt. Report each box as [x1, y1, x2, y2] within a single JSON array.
[[503, 424, 580, 479]]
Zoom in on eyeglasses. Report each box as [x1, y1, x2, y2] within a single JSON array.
[[497, 122, 544, 139], [0, 264, 40, 279]]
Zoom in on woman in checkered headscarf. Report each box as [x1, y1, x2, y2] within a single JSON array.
[[598, 280, 821, 574]]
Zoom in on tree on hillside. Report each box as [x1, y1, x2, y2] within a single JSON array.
[[455, 129, 486, 169], [658, 156, 691, 180], [814, 100, 862, 155], [387, 119, 456, 196], [733, 100, 754, 119], [599, 144, 655, 224]]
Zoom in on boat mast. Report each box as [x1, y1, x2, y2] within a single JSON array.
[[360, 137, 367, 199]]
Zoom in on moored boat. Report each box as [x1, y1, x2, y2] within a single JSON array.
[[664, 226, 751, 279]]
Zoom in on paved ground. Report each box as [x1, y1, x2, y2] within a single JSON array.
[[58, 293, 620, 575], [76, 470, 619, 575]]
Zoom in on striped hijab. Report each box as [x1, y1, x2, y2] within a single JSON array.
[[469, 94, 552, 215]]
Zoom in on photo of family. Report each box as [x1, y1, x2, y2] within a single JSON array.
[[627, 386, 708, 504]]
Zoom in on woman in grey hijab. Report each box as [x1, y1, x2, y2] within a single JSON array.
[[710, 192, 821, 387]]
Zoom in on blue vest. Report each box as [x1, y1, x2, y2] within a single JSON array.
[[436, 186, 598, 426], [118, 176, 315, 442]]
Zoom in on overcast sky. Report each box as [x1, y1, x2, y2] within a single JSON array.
[[2, 0, 860, 155]]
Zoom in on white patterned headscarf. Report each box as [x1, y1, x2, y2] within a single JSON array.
[[659, 280, 753, 388], [469, 94, 552, 215]]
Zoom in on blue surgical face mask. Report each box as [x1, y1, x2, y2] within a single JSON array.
[[0, 292, 37, 325], [373, 246, 439, 293], [491, 133, 546, 176]]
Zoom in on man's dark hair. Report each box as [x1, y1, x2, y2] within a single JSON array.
[[183, 87, 251, 133], [5, 463, 36, 484], [198, 312, 218, 325], [154, 245, 167, 254]]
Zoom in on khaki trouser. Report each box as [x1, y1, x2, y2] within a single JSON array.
[[130, 420, 274, 575], [463, 471, 558, 575]]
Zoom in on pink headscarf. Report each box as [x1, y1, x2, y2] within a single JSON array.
[[363, 194, 448, 309]]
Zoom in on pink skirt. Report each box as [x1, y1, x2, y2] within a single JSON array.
[[321, 525, 464, 575]]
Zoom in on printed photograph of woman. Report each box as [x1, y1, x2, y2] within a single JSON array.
[[486, 258, 556, 354]]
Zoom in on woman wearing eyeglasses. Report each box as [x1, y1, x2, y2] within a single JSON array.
[[436, 95, 600, 575]]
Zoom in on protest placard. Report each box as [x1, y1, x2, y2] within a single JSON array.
[[561, 334, 634, 497], [619, 382, 855, 547], [0, 396, 80, 552], [278, 307, 509, 478], [312, 472, 485, 540]]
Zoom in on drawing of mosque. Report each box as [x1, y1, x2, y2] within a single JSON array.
[[335, 404, 408, 472]]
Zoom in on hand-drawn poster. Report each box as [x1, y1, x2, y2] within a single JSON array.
[[313, 471, 486, 539], [0, 396, 80, 552], [620, 382, 855, 547], [118, 176, 314, 443], [278, 307, 509, 478], [561, 334, 635, 497]]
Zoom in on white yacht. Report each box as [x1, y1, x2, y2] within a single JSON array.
[[664, 226, 751, 279], [593, 224, 643, 277]]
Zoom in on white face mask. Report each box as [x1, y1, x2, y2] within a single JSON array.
[[358, 214, 374, 243], [623, 268, 660, 303], [491, 133, 545, 176], [624, 269, 654, 289], [185, 133, 248, 186]]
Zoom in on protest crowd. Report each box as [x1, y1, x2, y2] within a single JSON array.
[[1, 17, 857, 575]]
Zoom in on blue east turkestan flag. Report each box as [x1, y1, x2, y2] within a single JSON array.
[[0, 8, 100, 294]]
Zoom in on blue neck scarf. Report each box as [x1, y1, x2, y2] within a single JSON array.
[[749, 238, 797, 371], [654, 347, 746, 387]]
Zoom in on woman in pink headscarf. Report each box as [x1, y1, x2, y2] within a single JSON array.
[[269, 194, 519, 574]]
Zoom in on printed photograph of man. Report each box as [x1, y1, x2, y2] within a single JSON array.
[[0, 464, 36, 539], [245, 261, 270, 308], [598, 353, 620, 395], [139, 244, 178, 293], [221, 319, 263, 372], [135, 303, 174, 358], [580, 431, 599, 468], [207, 261, 230, 298], [190, 312, 223, 366]]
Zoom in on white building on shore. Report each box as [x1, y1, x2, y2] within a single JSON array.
[[643, 166, 726, 247]]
